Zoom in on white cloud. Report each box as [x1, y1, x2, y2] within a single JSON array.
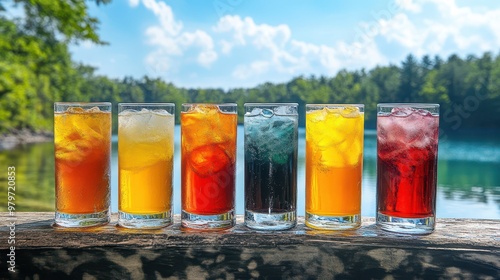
[[233, 61, 270, 79], [128, 0, 140, 8], [145, 50, 172, 73], [395, 0, 421, 13], [219, 40, 234, 54], [290, 41, 340, 74], [130, 0, 500, 86], [198, 50, 217, 67], [214, 15, 386, 80], [214, 0, 500, 83], [132, 0, 217, 73], [142, 0, 182, 36], [376, 0, 500, 57], [214, 15, 298, 79], [214, 15, 291, 54], [144, 26, 182, 55], [378, 13, 423, 49]]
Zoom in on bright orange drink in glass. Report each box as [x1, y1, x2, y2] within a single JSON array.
[[118, 103, 175, 229], [306, 104, 364, 230], [181, 104, 237, 230], [54, 102, 111, 227]]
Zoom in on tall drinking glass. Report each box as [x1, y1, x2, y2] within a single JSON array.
[[376, 103, 439, 234], [118, 103, 175, 229], [244, 103, 298, 230], [54, 102, 111, 227], [305, 104, 364, 230], [181, 103, 237, 230]]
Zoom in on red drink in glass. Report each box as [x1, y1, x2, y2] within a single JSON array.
[[181, 104, 237, 230], [376, 104, 439, 234]]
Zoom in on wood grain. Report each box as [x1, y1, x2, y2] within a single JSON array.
[[1, 213, 498, 279]]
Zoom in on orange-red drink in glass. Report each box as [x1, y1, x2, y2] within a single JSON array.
[[181, 103, 237, 230], [54, 102, 111, 227], [306, 104, 364, 230]]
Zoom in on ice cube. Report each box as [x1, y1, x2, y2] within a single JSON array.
[[189, 144, 231, 176], [317, 132, 344, 146], [246, 108, 262, 116], [153, 109, 171, 116], [192, 104, 218, 114], [378, 146, 407, 161], [67, 107, 85, 113], [86, 106, 101, 113], [307, 108, 327, 122], [378, 117, 407, 146], [118, 109, 138, 116], [261, 108, 274, 118], [272, 120, 285, 128], [408, 117, 438, 149], [391, 107, 416, 117], [416, 109, 432, 116], [274, 106, 289, 116], [121, 110, 152, 133], [409, 135, 431, 149], [259, 122, 271, 132], [343, 138, 362, 166], [405, 111, 437, 143], [339, 106, 361, 118]]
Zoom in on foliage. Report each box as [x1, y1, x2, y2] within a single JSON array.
[[1, 1, 499, 133]]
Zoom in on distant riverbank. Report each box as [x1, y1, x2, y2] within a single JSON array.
[[0, 129, 53, 150]]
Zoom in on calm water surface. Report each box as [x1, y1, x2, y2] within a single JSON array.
[[1, 126, 499, 219]]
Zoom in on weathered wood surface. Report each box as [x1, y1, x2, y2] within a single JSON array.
[[1, 213, 499, 279]]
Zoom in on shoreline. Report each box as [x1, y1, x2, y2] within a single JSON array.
[[0, 129, 53, 150]]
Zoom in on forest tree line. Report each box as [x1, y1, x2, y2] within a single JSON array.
[[1, 0, 499, 134]]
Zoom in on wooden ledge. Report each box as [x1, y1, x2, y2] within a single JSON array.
[[1, 213, 499, 279]]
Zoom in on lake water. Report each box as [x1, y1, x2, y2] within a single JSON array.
[[1, 126, 499, 219]]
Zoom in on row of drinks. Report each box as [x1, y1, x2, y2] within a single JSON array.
[[54, 102, 439, 234]]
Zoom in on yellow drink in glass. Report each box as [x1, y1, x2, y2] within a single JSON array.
[[306, 104, 364, 230], [118, 103, 175, 229]]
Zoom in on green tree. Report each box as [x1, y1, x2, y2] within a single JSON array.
[[2, 0, 500, 134], [13, 0, 111, 44], [399, 54, 422, 102], [0, 0, 111, 133], [369, 65, 400, 102]]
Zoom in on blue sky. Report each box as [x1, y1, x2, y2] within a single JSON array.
[[69, 0, 500, 89]]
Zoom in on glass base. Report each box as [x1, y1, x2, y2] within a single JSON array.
[[118, 210, 172, 229], [55, 209, 110, 228], [181, 210, 235, 230], [244, 210, 296, 230], [377, 212, 435, 234], [305, 212, 361, 230]]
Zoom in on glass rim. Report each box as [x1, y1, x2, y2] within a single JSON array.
[[377, 103, 439, 108], [54, 102, 111, 106], [244, 102, 298, 106], [182, 103, 237, 107], [118, 103, 175, 106], [306, 104, 364, 107]]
